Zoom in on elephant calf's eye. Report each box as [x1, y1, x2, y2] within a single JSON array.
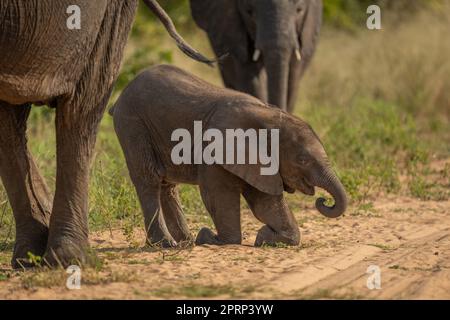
[[298, 156, 310, 166]]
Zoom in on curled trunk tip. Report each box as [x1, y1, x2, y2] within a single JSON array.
[[315, 171, 348, 218], [315, 197, 346, 218]]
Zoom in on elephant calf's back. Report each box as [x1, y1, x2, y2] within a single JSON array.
[[128, 65, 261, 116]]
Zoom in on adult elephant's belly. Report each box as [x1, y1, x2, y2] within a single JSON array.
[[0, 74, 74, 105], [0, 0, 109, 105]]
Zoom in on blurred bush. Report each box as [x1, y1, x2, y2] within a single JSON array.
[[135, 0, 443, 32]]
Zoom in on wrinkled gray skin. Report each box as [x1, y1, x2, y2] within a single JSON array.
[[111, 65, 347, 247], [190, 0, 322, 112], [0, 0, 212, 268]]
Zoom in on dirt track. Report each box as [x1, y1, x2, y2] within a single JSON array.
[[0, 191, 449, 299]]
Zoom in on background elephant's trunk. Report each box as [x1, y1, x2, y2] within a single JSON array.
[[264, 48, 291, 111], [313, 168, 348, 218], [256, 4, 299, 111]]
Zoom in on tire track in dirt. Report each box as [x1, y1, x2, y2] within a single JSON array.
[[264, 226, 450, 299]]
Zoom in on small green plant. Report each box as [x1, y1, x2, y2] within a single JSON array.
[[27, 252, 43, 266], [153, 284, 236, 298]]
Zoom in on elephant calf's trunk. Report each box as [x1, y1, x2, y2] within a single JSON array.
[[315, 171, 348, 218]]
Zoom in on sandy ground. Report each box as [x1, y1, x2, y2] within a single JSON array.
[[0, 162, 449, 300]]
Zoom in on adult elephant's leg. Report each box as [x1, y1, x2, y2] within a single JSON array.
[[243, 185, 300, 246], [0, 102, 52, 268], [43, 0, 137, 267], [196, 166, 242, 245], [44, 90, 112, 267], [160, 183, 192, 243]]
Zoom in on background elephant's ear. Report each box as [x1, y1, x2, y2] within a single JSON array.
[[299, 0, 323, 62], [190, 0, 249, 62]]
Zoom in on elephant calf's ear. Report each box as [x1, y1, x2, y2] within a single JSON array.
[[222, 164, 284, 196]]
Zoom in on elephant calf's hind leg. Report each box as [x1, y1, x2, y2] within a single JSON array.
[[0, 103, 52, 268], [115, 120, 177, 248], [160, 183, 192, 244]]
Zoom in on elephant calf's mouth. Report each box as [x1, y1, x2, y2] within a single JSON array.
[[298, 178, 315, 196]]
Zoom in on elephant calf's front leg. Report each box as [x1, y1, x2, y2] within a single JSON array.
[[243, 186, 300, 247], [196, 167, 242, 245]]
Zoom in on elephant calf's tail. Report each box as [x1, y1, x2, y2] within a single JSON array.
[[108, 105, 115, 116], [143, 0, 215, 66]]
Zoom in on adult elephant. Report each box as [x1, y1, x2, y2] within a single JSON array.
[[0, 0, 211, 268], [190, 0, 322, 113]]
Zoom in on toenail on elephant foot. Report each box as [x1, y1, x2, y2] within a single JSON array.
[[44, 238, 90, 268], [254, 225, 300, 247]]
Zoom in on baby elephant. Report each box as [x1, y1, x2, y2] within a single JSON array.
[[111, 65, 347, 247]]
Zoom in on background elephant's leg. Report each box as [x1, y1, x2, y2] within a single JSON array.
[[220, 58, 267, 103], [0, 102, 52, 268], [196, 167, 242, 245], [287, 59, 306, 114], [160, 183, 192, 243], [218, 58, 238, 91], [243, 185, 300, 246]]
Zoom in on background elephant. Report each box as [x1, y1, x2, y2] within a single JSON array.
[[0, 0, 211, 268], [190, 0, 322, 113], [111, 65, 347, 247]]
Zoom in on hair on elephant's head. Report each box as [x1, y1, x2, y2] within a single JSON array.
[[190, 0, 323, 111]]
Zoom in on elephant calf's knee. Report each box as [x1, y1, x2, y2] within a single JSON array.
[[255, 225, 300, 247]]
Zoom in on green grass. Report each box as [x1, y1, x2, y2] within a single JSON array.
[[292, 288, 363, 300], [152, 284, 238, 298]]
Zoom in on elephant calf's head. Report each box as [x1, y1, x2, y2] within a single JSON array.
[[278, 114, 348, 218]]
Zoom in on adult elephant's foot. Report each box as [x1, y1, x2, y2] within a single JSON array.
[[44, 237, 90, 268], [254, 225, 300, 247], [195, 227, 241, 245], [11, 227, 48, 269]]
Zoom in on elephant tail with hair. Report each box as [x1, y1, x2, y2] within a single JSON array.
[[142, 0, 215, 66]]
